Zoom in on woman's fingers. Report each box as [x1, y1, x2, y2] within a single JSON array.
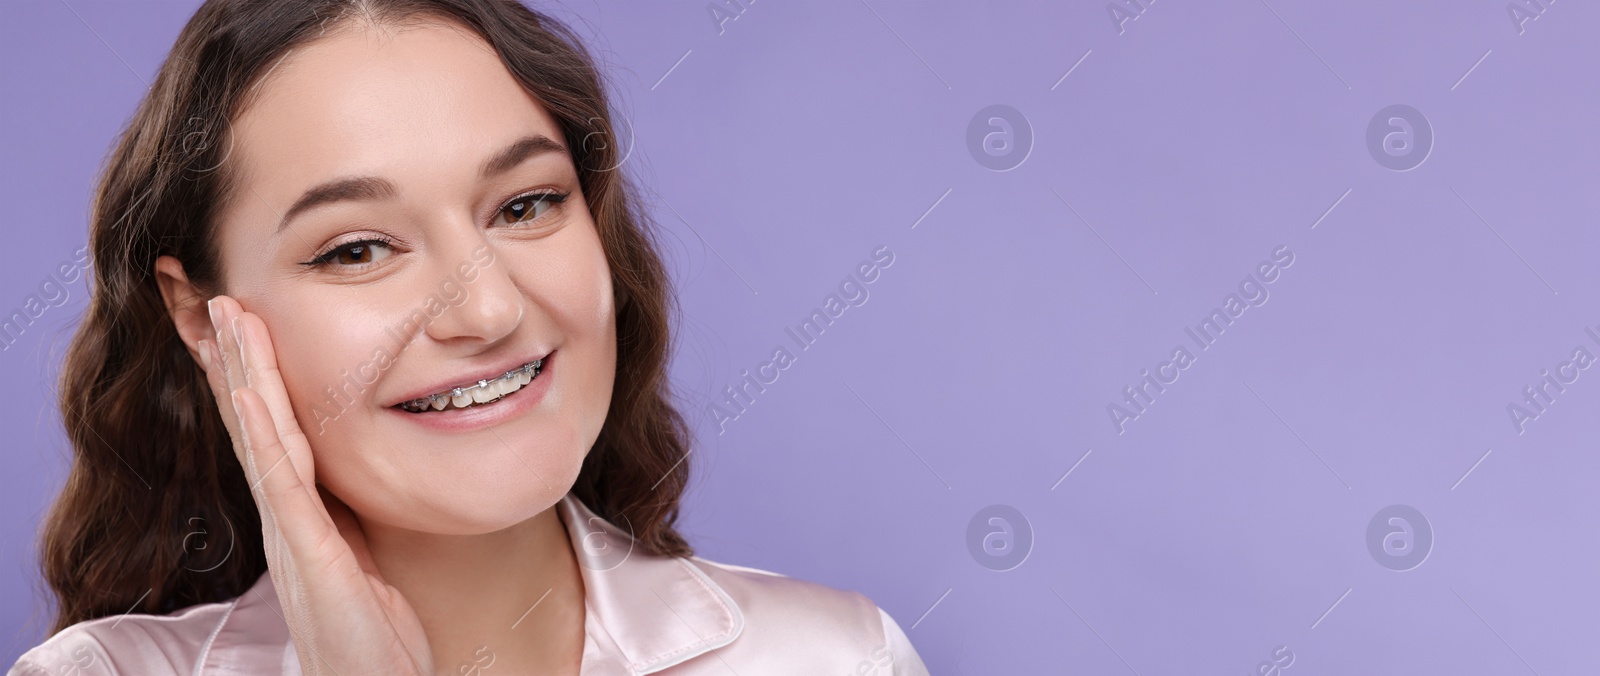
[[197, 337, 243, 457], [205, 298, 248, 462], [207, 298, 243, 388], [206, 295, 321, 495], [230, 309, 319, 490], [201, 296, 329, 528], [230, 385, 338, 559]]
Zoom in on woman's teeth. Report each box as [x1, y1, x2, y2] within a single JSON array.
[[398, 359, 543, 413]]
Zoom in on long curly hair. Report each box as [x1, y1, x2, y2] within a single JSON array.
[[40, 0, 693, 634]]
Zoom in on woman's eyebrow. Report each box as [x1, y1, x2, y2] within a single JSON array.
[[275, 134, 569, 235], [480, 134, 567, 180], [277, 176, 394, 234]]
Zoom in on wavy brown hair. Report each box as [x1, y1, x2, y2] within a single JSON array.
[[40, 0, 693, 634]]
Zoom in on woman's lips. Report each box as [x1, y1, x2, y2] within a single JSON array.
[[388, 350, 552, 407], [396, 357, 545, 413], [385, 351, 555, 432]]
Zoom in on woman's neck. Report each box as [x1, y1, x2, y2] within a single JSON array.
[[358, 503, 587, 675]]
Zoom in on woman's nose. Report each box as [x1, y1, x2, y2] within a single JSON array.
[[421, 243, 523, 346]]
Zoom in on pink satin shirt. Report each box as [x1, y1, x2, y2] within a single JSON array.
[[10, 493, 929, 675]]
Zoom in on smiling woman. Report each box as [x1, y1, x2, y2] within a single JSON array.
[[8, 1, 926, 674]]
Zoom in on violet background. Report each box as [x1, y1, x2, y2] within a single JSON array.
[[4, 0, 1598, 673]]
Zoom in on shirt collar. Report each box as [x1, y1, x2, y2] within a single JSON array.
[[214, 493, 744, 675], [557, 492, 745, 674]]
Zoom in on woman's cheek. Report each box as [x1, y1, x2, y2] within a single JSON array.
[[254, 298, 383, 438]]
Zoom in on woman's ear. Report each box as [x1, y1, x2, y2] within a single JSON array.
[[154, 255, 213, 366]]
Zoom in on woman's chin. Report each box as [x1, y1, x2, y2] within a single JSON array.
[[345, 491, 566, 536], [318, 426, 591, 534]]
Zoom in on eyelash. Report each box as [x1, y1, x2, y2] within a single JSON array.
[[302, 189, 572, 268]]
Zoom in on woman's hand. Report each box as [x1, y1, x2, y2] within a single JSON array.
[[199, 295, 435, 675]]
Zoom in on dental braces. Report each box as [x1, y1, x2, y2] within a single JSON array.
[[398, 359, 542, 413]]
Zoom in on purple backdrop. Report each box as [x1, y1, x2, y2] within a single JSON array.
[[4, 0, 1598, 673]]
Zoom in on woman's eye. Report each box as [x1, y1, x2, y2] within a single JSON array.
[[496, 190, 568, 226], [309, 239, 394, 268]]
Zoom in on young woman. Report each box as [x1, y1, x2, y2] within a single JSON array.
[[10, 0, 927, 673]]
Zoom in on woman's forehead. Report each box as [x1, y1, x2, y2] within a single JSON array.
[[241, 19, 555, 151], [219, 20, 564, 230]]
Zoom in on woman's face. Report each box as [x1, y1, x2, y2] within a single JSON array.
[[203, 19, 615, 534]]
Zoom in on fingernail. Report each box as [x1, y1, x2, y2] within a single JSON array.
[[198, 339, 212, 371], [207, 298, 223, 336]]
